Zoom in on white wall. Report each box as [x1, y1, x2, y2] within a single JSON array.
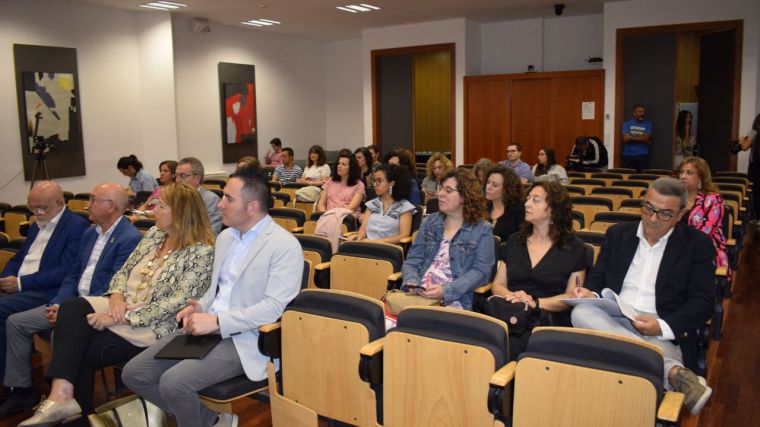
[[362, 19, 468, 163], [544, 14, 604, 71], [0, 0, 177, 204], [603, 0, 760, 170], [172, 16, 327, 174], [324, 39, 364, 151]]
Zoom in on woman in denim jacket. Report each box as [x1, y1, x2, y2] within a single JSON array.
[[401, 168, 495, 310]]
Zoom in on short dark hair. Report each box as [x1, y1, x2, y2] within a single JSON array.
[[383, 149, 417, 176], [117, 155, 143, 171], [374, 164, 411, 202], [632, 104, 646, 110], [282, 147, 294, 158], [178, 157, 205, 181], [230, 165, 272, 209], [331, 153, 361, 186], [508, 143, 523, 152], [270, 137, 282, 147]]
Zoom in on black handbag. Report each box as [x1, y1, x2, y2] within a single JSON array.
[[483, 296, 537, 335]]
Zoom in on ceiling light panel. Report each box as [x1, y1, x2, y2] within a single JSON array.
[[241, 19, 281, 27], [337, 3, 381, 13], [138, 1, 187, 11]]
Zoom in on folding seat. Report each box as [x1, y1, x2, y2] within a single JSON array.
[[589, 211, 640, 233], [607, 167, 636, 177], [487, 327, 684, 427], [628, 173, 661, 181], [569, 178, 606, 196], [571, 210, 585, 231], [280, 182, 312, 201], [295, 234, 332, 288], [564, 185, 585, 197], [359, 306, 510, 427], [642, 168, 674, 176], [315, 241, 403, 300], [203, 178, 227, 189], [611, 179, 649, 197], [133, 191, 153, 208], [132, 218, 156, 235], [589, 172, 623, 187], [567, 171, 587, 179], [4, 208, 32, 240], [261, 289, 385, 426], [575, 230, 605, 263], [570, 196, 613, 228], [302, 211, 357, 235], [269, 207, 307, 233], [619, 198, 645, 214], [590, 187, 634, 210]]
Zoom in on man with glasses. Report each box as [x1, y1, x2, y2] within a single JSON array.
[[570, 177, 716, 415], [499, 143, 534, 183], [175, 157, 222, 234], [0, 181, 89, 403], [0, 183, 142, 416]]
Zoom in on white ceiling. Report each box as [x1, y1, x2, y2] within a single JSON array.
[[73, 0, 618, 41]]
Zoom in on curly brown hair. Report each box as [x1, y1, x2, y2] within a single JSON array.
[[485, 164, 523, 207], [425, 153, 453, 180], [519, 181, 574, 247], [441, 167, 488, 224]]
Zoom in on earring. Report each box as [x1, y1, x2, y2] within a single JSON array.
[[698, 182, 702, 190], [389, 185, 393, 195]]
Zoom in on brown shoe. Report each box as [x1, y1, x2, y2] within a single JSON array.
[[671, 367, 712, 415], [17, 398, 81, 426]]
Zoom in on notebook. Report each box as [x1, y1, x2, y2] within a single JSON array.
[[154, 333, 222, 360]]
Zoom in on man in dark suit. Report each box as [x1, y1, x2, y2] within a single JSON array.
[[0, 182, 89, 404], [571, 177, 715, 415], [0, 183, 143, 416]]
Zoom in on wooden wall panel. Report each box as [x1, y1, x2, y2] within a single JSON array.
[[511, 78, 551, 163], [550, 75, 605, 162], [464, 79, 510, 164], [414, 51, 452, 153]]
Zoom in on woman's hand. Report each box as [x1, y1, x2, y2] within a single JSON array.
[[108, 293, 127, 323], [87, 313, 117, 331], [505, 290, 535, 307], [346, 234, 361, 241], [419, 285, 443, 300]]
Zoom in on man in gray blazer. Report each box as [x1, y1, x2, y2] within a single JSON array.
[[122, 167, 304, 427], [175, 157, 222, 234]]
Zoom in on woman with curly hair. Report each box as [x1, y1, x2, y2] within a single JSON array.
[[401, 168, 495, 310], [421, 153, 453, 203], [472, 157, 495, 187], [317, 151, 365, 217], [488, 181, 588, 360], [485, 164, 525, 241]]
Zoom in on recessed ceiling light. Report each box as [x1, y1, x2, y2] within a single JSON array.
[[241, 18, 281, 27], [138, 1, 187, 11], [337, 3, 381, 13]]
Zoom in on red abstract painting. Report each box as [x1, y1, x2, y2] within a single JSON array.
[[224, 82, 256, 144]]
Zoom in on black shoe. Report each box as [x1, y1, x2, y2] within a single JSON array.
[[0, 389, 40, 418]]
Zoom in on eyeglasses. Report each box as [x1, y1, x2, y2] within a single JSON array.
[[88, 196, 113, 204], [641, 202, 675, 221], [176, 172, 198, 180], [29, 205, 50, 214], [439, 186, 459, 194], [506, 149, 518, 153]]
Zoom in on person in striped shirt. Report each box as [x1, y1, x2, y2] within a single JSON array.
[[272, 147, 303, 183]]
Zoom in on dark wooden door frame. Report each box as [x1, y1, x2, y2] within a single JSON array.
[[371, 43, 455, 162], [615, 20, 743, 170]]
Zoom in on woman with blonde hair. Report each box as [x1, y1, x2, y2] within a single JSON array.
[[421, 153, 454, 203], [20, 183, 215, 426]]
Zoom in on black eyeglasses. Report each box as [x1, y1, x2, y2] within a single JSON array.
[[641, 202, 675, 221]]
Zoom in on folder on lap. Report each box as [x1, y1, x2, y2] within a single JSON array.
[[154, 334, 222, 360]]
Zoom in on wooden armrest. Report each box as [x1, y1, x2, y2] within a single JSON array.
[[399, 236, 413, 245], [489, 362, 516, 388], [314, 262, 330, 271], [734, 220, 742, 227], [657, 391, 684, 423], [291, 226, 304, 233], [740, 207, 746, 212], [715, 266, 728, 277], [259, 322, 281, 333], [388, 272, 403, 282], [360, 338, 385, 357], [726, 239, 736, 247], [342, 231, 357, 237], [474, 283, 493, 295]]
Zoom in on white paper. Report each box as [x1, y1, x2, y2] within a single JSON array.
[[582, 101, 595, 120]]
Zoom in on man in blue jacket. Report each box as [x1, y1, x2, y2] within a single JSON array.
[[0, 183, 141, 416]]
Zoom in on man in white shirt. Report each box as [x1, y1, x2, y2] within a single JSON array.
[[0, 181, 89, 403], [0, 183, 142, 417], [571, 177, 716, 415], [123, 166, 303, 427], [175, 157, 222, 234]]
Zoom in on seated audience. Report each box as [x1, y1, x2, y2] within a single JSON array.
[[0, 181, 89, 397], [123, 167, 303, 427], [272, 147, 303, 183], [0, 184, 142, 417], [384, 149, 421, 205], [264, 137, 283, 166], [367, 144, 381, 167], [488, 182, 587, 359], [298, 145, 331, 184], [133, 160, 178, 218], [18, 184, 215, 426], [175, 157, 222, 234], [349, 164, 415, 244], [421, 153, 453, 204], [567, 136, 608, 171], [317, 151, 365, 217], [499, 143, 534, 183], [117, 155, 158, 193], [472, 157, 495, 187], [401, 168, 494, 310], [354, 146, 373, 186], [236, 155, 261, 171], [677, 156, 731, 283], [532, 147, 569, 184], [571, 177, 715, 415], [485, 165, 525, 241]]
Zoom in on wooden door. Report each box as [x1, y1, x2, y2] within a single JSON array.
[[512, 78, 551, 163], [464, 78, 510, 163]]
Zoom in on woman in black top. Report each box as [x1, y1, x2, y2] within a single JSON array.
[[489, 181, 588, 359], [485, 164, 525, 241]]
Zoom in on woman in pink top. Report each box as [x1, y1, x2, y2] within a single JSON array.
[[317, 152, 365, 217]]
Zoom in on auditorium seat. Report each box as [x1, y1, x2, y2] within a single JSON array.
[[315, 241, 403, 300]]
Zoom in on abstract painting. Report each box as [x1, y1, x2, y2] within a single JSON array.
[[22, 72, 78, 153], [224, 82, 256, 144]]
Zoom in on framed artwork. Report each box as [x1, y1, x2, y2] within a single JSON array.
[[219, 63, 258, 163], [22, 72, 79, 153]]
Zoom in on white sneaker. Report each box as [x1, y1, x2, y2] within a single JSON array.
[[213, 412, 239, 427]]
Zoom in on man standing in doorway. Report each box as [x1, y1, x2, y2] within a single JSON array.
[[621, 104, 653, 172]]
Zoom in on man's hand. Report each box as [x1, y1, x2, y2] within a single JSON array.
[[108, 293, 127, 323], [183, 313, 219, 336], [0, 276, 19, 294], [176, 299, 203, 325], [45, 305, 59, 326], [632, 315, 662, 336], [87, 313, 117, 331]]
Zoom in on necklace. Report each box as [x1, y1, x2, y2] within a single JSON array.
[[133, 244, 173, 303]]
